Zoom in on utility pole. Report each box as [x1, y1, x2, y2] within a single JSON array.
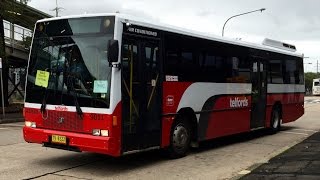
[[51, 0, 63, 17]]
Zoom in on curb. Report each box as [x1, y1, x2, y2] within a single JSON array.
[[232, 134, 314, 180], [0, 118, 24, 124]]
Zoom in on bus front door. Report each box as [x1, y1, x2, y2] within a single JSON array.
[[121, 37, 161, 152], [251, 58, 267, 129]]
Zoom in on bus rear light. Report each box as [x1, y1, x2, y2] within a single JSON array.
[[112, 116, 117, 126], [25, 121, 36, 128]]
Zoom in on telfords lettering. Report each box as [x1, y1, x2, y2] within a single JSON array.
[[230, 97, 248, 108], [55, 106, 68, 111]]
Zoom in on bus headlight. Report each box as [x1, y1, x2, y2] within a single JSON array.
[[92, 129, 109, 137], [25, 121, 36, 128], [92, 129, 100, 136], [100, 130, 109, 137]]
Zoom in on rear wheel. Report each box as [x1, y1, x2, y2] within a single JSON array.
[[270, 108, 281, 134], [168, 117, 191, 158]]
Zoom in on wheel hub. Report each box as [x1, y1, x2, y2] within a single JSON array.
[[173, 125, 188, 149], [273, 112, 279, 129]]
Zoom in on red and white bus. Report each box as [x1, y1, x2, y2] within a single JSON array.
[[23, 13, 304, 158]]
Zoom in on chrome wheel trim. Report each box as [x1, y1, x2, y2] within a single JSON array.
[[172, 124, 189, 149], [273, 111, 279, 129]]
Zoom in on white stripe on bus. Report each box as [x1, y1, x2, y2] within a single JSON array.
[[24, 102, 113, 114], [177, 83, 252, 121], [268, 84, 305, 93]]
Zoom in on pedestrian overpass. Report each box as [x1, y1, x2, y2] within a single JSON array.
[[2, 1, 51, 105], [4, 20, 30, 67]]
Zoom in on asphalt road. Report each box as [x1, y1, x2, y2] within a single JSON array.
[[0, 96, 319, 180]]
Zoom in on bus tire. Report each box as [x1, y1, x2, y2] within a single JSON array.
[[269, 108, 281, 134], [168, 117, 191, 158]]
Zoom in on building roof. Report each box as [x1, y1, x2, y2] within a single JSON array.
[[3, 0, 52, 30]]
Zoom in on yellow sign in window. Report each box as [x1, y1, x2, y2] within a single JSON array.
[[35, 70, 49, 88]]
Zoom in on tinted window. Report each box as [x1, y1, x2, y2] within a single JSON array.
[[164, 33, 250, 83], [268, 55, 303, 84], [36, 17, 115, 37], [269, 58, 283, 84], [296, 57, 304, 84]]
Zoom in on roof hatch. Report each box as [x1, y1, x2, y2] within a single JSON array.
[[262, 38, 296, 52]]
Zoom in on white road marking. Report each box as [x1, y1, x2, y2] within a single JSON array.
[[0, 128, 8, 130], [291, 128, 318, 132], [0, 124, 24, 127], [238, 170, 251, 175], [304, 99, 320, 104], [281, 131, 309, 136]]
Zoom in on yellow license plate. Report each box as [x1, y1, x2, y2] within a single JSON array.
[[51, 135, 67, 145]]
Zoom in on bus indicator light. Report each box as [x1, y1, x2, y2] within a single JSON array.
[[113, 116, 118, 126]]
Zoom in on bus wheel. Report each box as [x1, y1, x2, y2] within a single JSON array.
[[168, 117, 191, 158], [270, 108, 281, 134]]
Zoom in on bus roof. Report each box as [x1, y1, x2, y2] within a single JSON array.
[[37, 13, 303, 58]]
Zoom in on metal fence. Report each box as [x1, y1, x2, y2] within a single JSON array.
[[3, 20, 33, 50], [8, 67, 26, 103], [3, 20, 31, 103]]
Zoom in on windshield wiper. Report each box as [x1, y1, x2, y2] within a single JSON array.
[[40, 69, 52, 119], [40, 88, 49, 119], [67, 75, 83, 118]]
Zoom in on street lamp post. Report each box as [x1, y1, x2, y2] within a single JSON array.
[[222, 8, 266, 37]]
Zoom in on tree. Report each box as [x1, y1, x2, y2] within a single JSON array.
[[0, 0, 30, 106]]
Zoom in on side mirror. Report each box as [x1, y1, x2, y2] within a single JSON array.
[[107, 40, 119, 63]]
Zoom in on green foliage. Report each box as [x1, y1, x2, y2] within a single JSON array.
[[305, 72, 320, 93]]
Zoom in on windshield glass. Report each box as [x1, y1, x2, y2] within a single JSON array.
[[25, 16, 114, 108]]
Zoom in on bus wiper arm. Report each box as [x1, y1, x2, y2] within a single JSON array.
[[67, 76, 83, 118], [40, 70, 51, 118], [40, 90, 48, 113]]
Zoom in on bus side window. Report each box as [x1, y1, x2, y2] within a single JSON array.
[[269, 60, 283, 84]]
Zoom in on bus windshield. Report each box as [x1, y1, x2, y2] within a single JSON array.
[[25, 17, 115, 108]]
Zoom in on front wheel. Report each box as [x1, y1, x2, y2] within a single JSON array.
[[168, 118, 191, 158], [269, 108, 281, 134]]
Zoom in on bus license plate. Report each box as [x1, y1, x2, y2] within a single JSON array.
[[51, 135, 67, 145]]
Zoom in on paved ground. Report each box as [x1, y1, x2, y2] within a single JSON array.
[[304, 99, 320, 104], [0, 112, 23, 124], [241, 132, 320, 179], [0, 96, 319, 179]]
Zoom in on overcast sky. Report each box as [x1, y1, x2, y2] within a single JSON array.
[[28, 0, 320, 72]]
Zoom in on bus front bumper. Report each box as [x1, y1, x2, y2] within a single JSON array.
[[23, 127, 120, 157]]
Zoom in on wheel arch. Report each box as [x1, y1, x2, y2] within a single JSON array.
[[176, 107, 198, 142], [273, 101, 282, 119]]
